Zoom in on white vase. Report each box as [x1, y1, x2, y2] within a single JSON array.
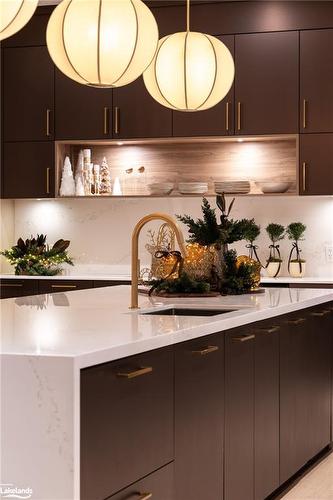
[[266, 261, 281, 278], [289, 261, 306, 278]]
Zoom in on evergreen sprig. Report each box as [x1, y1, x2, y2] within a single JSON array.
[[286, 222, 306, 242], [265, 223, 285, 244]]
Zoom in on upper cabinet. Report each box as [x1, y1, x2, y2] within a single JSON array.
[[299, 134, 333, 196], [173, 35, 235, 137], [55, 69, 113, 140], [112, 78, 172, 139], [300, 29, 333, 133], [234, 31, 299, 135], [3, 46, 54, 142]]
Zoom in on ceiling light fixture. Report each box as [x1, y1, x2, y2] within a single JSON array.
[[0, 0, 38, 41], [46, 0, 159, 88], [143, 0, 235, 112]]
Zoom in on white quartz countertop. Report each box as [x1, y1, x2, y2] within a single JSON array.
[[1, 285, 332, 369]]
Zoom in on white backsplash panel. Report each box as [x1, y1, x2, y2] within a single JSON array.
[[6, 196, 333, 278]]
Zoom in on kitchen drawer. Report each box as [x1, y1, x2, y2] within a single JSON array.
[[81, 347, 174, 500], [38, 280, 93, 294], [93, 280, 131, 288], [0, 279, 39, 299], [107, 463, 174, 500]]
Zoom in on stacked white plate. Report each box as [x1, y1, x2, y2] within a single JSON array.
[[214, 181, 251, 194], [148, 183, 174, 195], [178, 182, 208, 194]]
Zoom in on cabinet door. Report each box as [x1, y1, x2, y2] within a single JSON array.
[[113, 78, 172, 138], [254, 321, 280, 500], [300, 134, 333, 195], [235, 31, 298, 135], [173, 35, 235, 137], [3, 142, 54, 198], [3, 47, 54, 141], [55, 69, 113, 140], [225, 328, 254, 500], [0, 279, 39, 299], [300, 30, 333, 133], [81, 347, 174, 500], [175, 335, 224, 500], [38, 280, 93, 294]]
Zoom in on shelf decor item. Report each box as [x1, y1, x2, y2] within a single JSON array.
[[59, 156, 75, 196], [46, 0, 158, 88], [99, 157, 112, 195], [0, 0, 38, 41], [1, 235, 74, 276], [265, 223, 285, 277], [143, 0, 234, 111], [286, 222, 306, 278]]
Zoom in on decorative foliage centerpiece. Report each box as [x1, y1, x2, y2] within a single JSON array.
[[265, 223, 285, 277], [1, 234, 74, 276], [286, 222, 306, 277]]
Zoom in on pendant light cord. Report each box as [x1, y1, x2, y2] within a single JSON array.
[[186, 0, 190, 31]]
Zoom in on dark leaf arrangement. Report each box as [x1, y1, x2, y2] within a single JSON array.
[[1, 234, 74, 276], [149, 271, 211, 296], [220, 249, 256, 295]]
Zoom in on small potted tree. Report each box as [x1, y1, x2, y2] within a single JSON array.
[[286, 222, 306, 277], [265, 223, 285, 277]]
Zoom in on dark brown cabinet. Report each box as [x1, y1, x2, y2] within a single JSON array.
[[234, 31, 299, 135], [3, 142, 55, 198], [81, 347, 174, 500], [175, 335, 224, 500], [113, 78, 172, 139], [225, 327, 255, 500], [173, 35, 235, 137], [3, 46, 54, 142], [300, 29, 333, 133], [55, 70, 113, 140], [280, 307, 331, 483], [300, 134, 333, 195], [0, 279, 39, 299], [38, 280, 93, 294]]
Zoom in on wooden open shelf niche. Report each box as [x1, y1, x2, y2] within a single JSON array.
[[55, 135, 299, 198]]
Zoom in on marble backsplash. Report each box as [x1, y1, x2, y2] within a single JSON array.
[[1, 196, 333, 278]]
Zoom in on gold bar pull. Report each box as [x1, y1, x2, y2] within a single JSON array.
[[286, 317, 306, 325], [114, 106, 120, 134], [137, 494, 152, 500], [310, 310, 331, 317], [225, 102, 230, 131], [232, 334, 255, 343], [302, 99, 307, 129], [103, 107, 109, 135], [237, 102, 241, 131], [191, 345, 219, 356], [51, 284, 77, 289], [0, 283, 24, 287], [302, 162, 307, 192], [117, 366, 153, 379], [46, 167, 51, 194], [46, 109, 51, 137], [258, 325, 280, 334]]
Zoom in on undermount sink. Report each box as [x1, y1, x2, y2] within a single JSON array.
[[141, 307, 238, 317]]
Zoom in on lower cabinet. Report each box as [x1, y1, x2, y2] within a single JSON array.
[[38, 280, 93, 294], [175, 334, 224, 500], [0, 279, 39, 299]]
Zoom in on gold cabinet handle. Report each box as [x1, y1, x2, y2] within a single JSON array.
[[0, 283, 24, 287], [51, 284, 77, 289], [257, 325, 280, 334], [46, 108, 51, 136], [310, 310, 331, 317], [237, 102, 241, 131], [136, 494, 152, 500], [232, 334, 255, 343], [225, 102, 230, 131], [117, 366, 153, 379], [302, 162, 307, 192], [114, 106, 120, 134], [46, 167, 51, 194], [302, 99, 307, 129], [103, 107, 109, 135], [191, 345, 219, 356], [286, 317, 306, 325]]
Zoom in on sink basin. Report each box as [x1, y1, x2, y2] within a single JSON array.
[[141, 307, 237, 317]]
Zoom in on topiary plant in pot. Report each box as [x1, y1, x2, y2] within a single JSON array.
[[286, 222, 306, 277], [265, 223, 285, 277]]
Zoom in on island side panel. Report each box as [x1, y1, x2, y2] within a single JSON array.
[[0, 355, 76, 500]]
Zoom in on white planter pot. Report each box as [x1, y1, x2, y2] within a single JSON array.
[[266, 261, 281, 278], [289, 261, 306, 278]]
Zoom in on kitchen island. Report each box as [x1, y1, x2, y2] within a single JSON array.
[[1, 285, 333, 500]]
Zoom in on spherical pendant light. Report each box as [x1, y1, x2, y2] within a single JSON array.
[[46, 0, 159, 88], [0, 0, 38, 41], [143, 1, 234, 111]]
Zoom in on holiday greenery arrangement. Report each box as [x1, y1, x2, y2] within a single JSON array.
[[286, 222, 306, 276], [1, 234, 74, 276], [149, 271, 211, 296]]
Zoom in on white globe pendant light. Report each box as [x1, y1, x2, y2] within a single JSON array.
[[143, 0, 235, 112], [0, 0, 38, 41], [46, 0, 159, 88]]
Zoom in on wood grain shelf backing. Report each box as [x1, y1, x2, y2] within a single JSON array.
[[56, 136, 298, 197]]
